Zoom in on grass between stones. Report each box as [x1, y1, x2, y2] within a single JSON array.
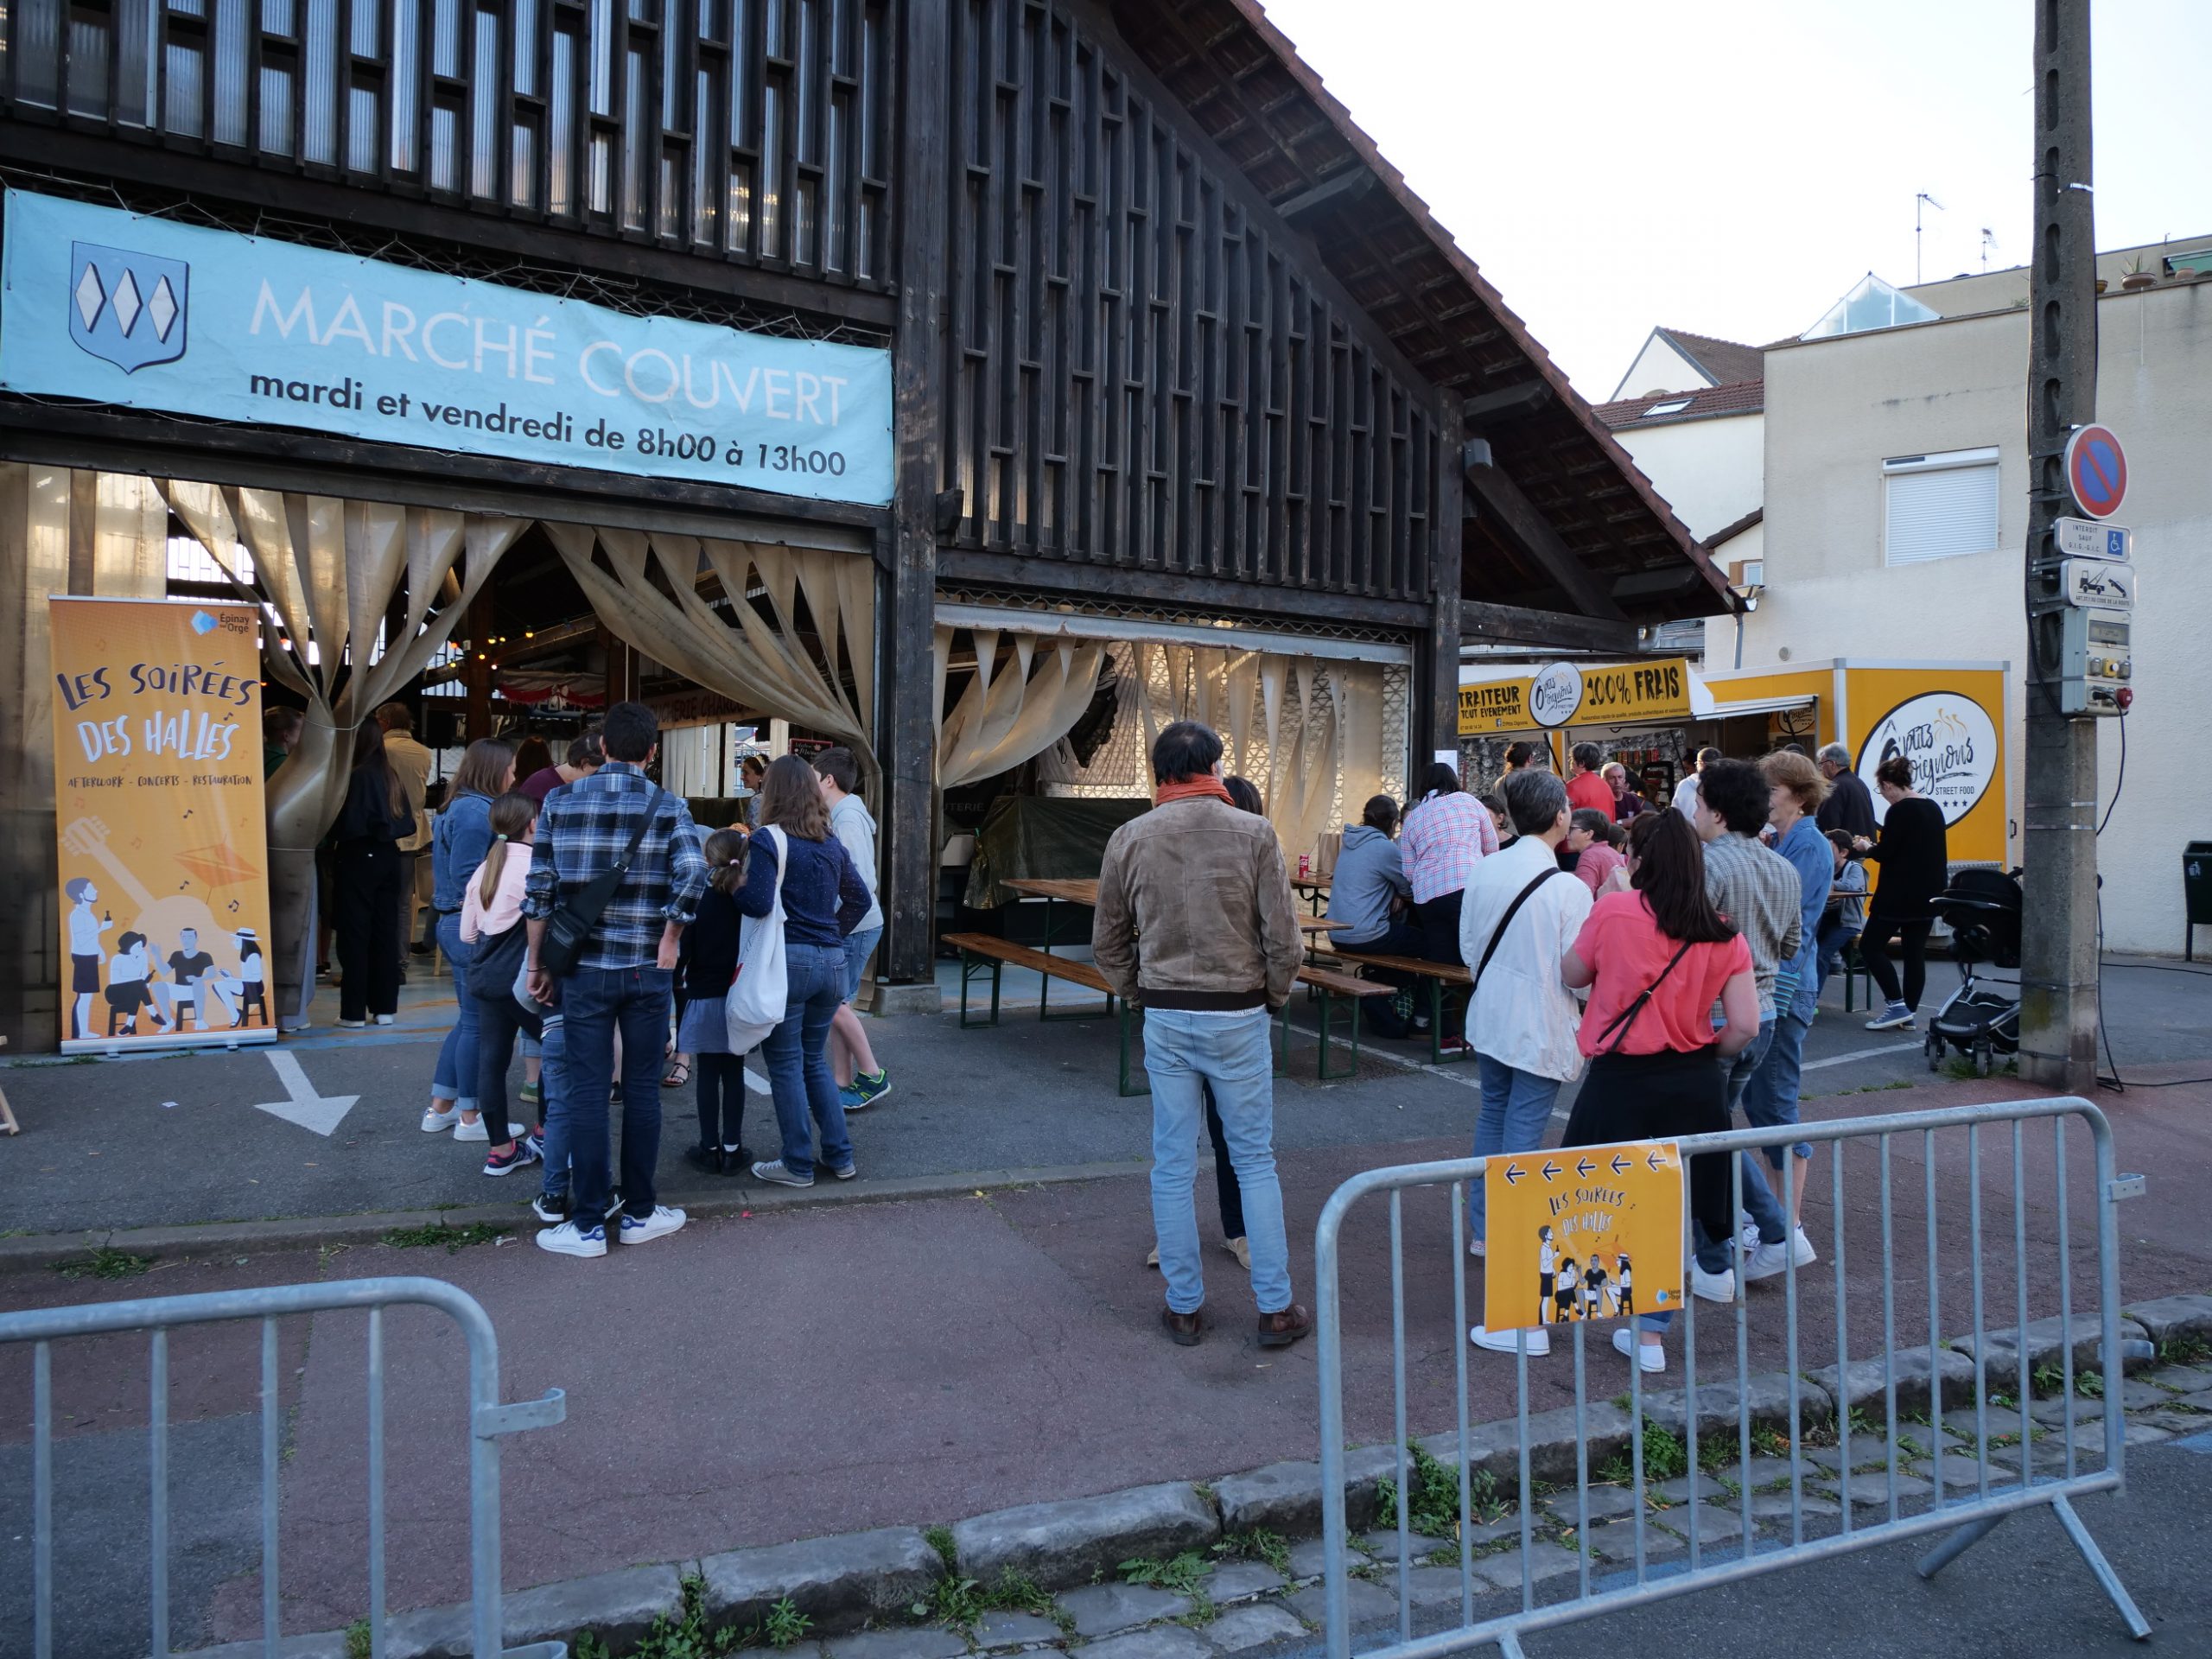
[[382, 1220, 508, 1253]]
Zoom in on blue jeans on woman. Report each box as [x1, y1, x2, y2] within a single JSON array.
[[432, 913, 478, 1115], [1467, 1055, 1562, 1243], [762, 942, 854, 1180]]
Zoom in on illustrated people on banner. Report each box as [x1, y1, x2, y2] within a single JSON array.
[[155, 926, 239, 1031], [234, 928, 267, 1029], [104, 931, 163, 1037], [1537, 1225, 1557, 1322], [1583, 1255, 1610, 1321], [1554, 1255, 1580, 1324], [66, 876, 113, 1042]]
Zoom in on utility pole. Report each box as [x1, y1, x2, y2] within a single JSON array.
[[2018, 0, 2101, 1093]]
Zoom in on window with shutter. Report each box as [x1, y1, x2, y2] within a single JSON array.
[[1883, 448, 2000, 565]]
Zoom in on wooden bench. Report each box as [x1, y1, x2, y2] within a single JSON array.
[[944, 933, 1393, 1094], [1325, 949, 1474, 1066]]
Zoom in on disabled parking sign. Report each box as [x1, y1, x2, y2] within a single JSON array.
[[1484, 1142, 1684, 1333]]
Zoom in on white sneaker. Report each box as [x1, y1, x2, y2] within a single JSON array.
[[373, 1014, 396, 1026], [1691, 1262, 1738, 1304], [453, 1116, 490, 1143], [1865, 1003, 1915, 1031], [421, 1107, 459, 1134], [1470, 1324, 1550, 1357], [618, 1205, 687, 1245], [1737, 1221, 1763, 1255], [1613, 1326, 1667, 1373], [336, 1018, 366, 1029], [1468, 1236, 1487, 1258], [535, 1221, 606, 1258], [1743, 1228, 1820, 1282]]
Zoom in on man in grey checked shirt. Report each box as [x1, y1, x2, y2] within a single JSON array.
[[1689, 758, 1804, 1300], [525, 700, 708, 1258]]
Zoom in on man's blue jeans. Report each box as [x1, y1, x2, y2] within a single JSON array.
[[432, 913, 478, 1113], [1142, 1007, 1294, 1318], [1689, 1017, 1788, 1274], [536, 1011, 569, 1203], [760, 942, 854, 1180], [559, 965, 672, 1225], [1742, 1008, 1814, 1170], [1467, 1055, 1562, 1243]]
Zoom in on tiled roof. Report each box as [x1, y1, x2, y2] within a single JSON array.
[[1655, 327, 1767, 388], [1115, 0, 1738, 622], [1594, 379, 1766, 430]]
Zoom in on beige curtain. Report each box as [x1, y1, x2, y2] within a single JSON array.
[[933, 626, 1106, 790], [162, 482, 522, 1021], [543, 525, 874, 769]]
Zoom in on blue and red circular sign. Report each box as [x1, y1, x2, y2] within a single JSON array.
[[2063, 423, 2128, 519]]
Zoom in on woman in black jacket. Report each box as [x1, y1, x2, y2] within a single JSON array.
[[332, 719, 410, 1027], [1853, 754, 1949, 1030]]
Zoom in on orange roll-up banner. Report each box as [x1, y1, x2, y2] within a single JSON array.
[[49, 596, 276, 1053]]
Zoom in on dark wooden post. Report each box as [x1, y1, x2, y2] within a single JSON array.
[[1424, 405, 1465, 774], [878, 0, 950, 996]]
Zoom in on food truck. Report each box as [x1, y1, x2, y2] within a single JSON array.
[[1458, 657, 2012, 868]]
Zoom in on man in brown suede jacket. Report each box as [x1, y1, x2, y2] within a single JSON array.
[[1092, 720, 1309, 1350]]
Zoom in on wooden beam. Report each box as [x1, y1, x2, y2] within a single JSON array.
[[1274, 168, 1375, 221], [879, 0, 951, 988], [1424, 403, 1465, 765], [934, 550, 1432, 632], [1461, 601, 1645, 657], [1460, 379, 1554, 427], [1461, 459, 1630, 623]]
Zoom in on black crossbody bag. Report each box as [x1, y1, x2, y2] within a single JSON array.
[[1471, 868, 1567, 990], [537, 786, 664, 978]]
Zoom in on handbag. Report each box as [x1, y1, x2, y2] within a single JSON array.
[[724, 825, 791, 1052], [537, 785, 664, 977], [471, 918, 529, 995]]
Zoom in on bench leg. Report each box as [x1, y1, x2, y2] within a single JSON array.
[[1315, 988, 1359, 1083], [1118, 1001, 1151, 1097], [959, 950, 1003, 1029]]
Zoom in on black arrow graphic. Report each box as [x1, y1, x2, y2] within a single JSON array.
[[1503, 1164, 1525, 1186], [1647, 1149, 1669, 1172], [1540, 1160, 1561, 1182], [1575, 1158, 1597, 1179], [1611, 1154, 1632, 1176]]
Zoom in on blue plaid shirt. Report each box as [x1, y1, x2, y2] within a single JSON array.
[[523, 762, 708, 972]]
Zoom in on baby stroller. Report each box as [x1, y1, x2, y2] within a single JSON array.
[[1923, 868, 2023, 1077]]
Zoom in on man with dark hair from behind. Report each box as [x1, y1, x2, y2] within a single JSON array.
[[1093, 721, 1308, 1351], [520, 728, 605, 806], [525, 699, 708, 1258]]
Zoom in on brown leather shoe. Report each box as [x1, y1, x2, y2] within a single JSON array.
[[1162, 1306, 1205, 1346], [1257, 1303, 1313, 1348]]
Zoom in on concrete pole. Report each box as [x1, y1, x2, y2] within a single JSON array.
[[2018, 0, 2101, 1092]]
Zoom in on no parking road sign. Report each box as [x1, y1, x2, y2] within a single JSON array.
[[2063, 424, 2128, 519]]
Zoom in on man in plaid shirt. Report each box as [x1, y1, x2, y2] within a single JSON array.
[[525, 700, 708, 1258]]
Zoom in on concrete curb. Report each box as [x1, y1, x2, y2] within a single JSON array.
[[0, 1159, 1155, 1274], [157, 1294, 2204, 1659]]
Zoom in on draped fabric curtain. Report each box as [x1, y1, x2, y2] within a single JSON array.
[[932, 626, 1107, 791], [161, 481, 522, 1025], [542, 525, 874, 769]]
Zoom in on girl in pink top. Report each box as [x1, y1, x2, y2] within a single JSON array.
[[1559, 810, 1760, 1375], [459, 792, 543, 1174]]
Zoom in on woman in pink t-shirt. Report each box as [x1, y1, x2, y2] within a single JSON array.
[[1560, 810, 1761, 1375]]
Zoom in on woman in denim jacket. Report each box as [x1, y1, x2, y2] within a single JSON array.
[[425, 738, 514, 1137]]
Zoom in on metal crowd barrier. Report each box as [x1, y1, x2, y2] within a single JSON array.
[[2, 1275, 567, 1659], [1314, 1096, 2151, 1659]]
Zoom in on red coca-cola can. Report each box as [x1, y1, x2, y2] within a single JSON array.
[[1298, 855, 1312, 880]]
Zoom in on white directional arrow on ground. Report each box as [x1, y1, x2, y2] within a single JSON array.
[[253, 1051, 359, 1135]]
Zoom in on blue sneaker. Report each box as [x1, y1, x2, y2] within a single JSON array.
[[847, 1069, 891, 1110], [535, 1220, 606, 1258]]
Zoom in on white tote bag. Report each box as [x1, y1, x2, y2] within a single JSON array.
[[724, 825, 791, 1052]]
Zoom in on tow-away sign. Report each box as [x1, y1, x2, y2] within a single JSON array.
[[2059, 558, 2135, 611]]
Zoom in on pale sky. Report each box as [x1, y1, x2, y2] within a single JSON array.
[[1260, 0, 2212, 397]]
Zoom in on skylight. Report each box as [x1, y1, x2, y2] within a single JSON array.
[[1800, 273, 1941, 340], [1642, 397, 1694, 417]]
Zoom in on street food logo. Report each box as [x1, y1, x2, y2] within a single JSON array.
[[1856, 692, 1999, 827], [69, 241, 188, 373], [1528, 661, 1585, 728]]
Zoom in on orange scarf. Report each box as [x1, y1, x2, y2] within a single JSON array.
[[1155, 776, 1234, 807]]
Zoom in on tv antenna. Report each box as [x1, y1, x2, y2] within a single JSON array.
[[1980, 227, 1999, 271], [1916, 191, 1946, 284]]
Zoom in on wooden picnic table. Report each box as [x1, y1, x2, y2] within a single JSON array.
[[1001, 876, 1349, 939]]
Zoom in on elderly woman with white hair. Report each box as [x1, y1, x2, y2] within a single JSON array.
[[1814, 742, 1878, 840]]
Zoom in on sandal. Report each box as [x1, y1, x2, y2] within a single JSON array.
[[662, 1058, 691, 1089]]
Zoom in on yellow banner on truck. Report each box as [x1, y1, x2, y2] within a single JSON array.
[[50, 597, 276, 1053], [1459, 658, 1693, 736]]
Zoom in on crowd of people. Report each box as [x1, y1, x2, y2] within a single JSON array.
[[1091, 718, 1944, 1366]]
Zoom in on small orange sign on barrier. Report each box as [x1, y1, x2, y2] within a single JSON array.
[[1483, 1141, 1685, 1332]]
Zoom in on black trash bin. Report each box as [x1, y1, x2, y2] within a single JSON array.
[[2186, 841, 2212, 962]]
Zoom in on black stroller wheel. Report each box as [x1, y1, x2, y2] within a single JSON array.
[[1926, 1031, 1944, 1071]]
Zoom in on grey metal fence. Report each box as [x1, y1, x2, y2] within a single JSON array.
[[1313, 1096, 2151, 1659], [2, 1275, 566, 1659]]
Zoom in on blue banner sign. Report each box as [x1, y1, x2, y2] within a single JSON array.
[[0, 190, 893, 506]]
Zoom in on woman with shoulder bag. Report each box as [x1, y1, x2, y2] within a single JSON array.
[[461, 792, 545, 1178], [426, 738, 516, 1136], [1559, 810, 1762, 1376], [742, 756, 873, 1189]]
